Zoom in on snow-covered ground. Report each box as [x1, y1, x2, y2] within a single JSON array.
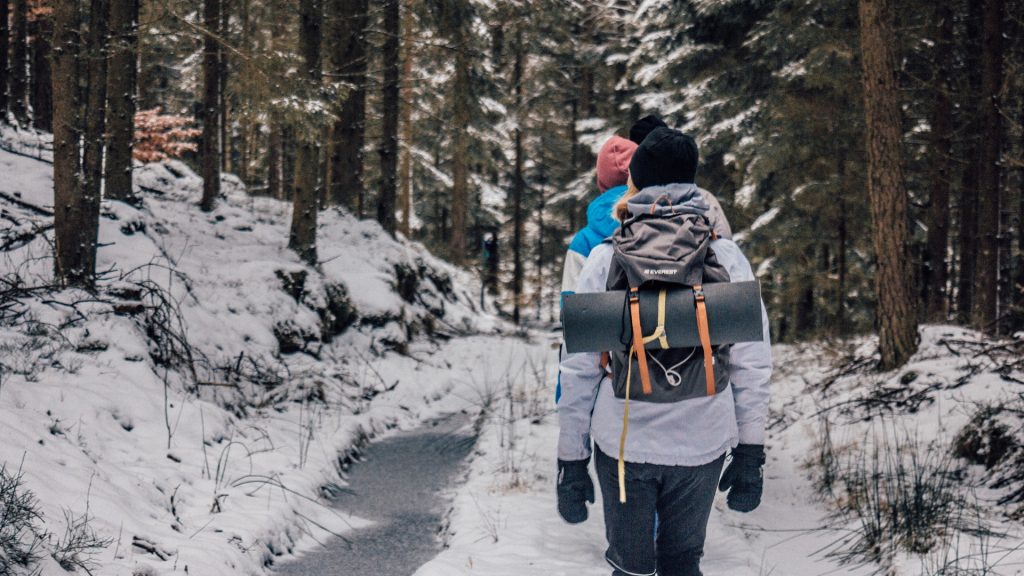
[[0, 129, 512, 576], [416, 328, 1024, 576]]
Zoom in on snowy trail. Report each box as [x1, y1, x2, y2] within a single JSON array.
[[413, 338, 880, 576], [275, 413, 478, 576]]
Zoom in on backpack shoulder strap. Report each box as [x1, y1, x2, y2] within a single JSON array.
[[693, 285, 716, 396], [628, 287, 653, 396]]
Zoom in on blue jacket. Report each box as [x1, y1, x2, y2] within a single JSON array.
[[560, 185, 627, 300]]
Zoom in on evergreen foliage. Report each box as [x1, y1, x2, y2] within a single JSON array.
[[0, 0, 1022, 350]]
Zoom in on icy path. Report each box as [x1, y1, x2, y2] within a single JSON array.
[[276, 413, 477, 576]]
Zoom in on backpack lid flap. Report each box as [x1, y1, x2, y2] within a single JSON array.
[[613, 213, 715, 287]]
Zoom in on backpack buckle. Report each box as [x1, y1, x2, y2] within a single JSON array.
[[693, 286, 706, 302]]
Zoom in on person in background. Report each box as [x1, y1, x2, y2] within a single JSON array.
[[560, 135, 638, 307]]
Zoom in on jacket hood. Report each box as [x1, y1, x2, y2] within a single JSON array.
[[626, 183, 708, 218], [587, 185, 627, 238]]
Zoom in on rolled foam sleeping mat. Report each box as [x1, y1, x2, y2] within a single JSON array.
[[562, 281, 764, 354]]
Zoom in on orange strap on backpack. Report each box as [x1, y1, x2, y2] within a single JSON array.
[[628, 288, 653, 395], [693, 285, 716, 396]]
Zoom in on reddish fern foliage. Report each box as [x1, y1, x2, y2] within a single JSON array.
[[133, 108, 201, 163]]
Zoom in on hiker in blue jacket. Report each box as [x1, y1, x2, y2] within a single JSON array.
[[556, 128, 772, 576], [561, 116, 733, 303], [557, 116, 733, 404], [560, 135, 638, 304]]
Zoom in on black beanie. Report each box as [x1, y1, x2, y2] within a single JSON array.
[[628, 127, 699, 188], [629, 115, 668, 144]]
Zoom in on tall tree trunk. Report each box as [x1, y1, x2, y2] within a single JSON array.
[[1017, 95, 1024, 327], [796, 244, 816, 334], [82, 0, 109, 213], [972, 0, 1005, 332], [925, 1, 953, 323], [0, 0, 8, 116], [266, 11, 284, 199], [577, 16, 594, 120], [834, 141, 848, 334], [104, 0, 138, 203], [858, 0, 919, 369], [377, 0, 399, 235], [28, 13, 52, 131], [398, 0, 414, 237], [237, 0, 250, 184], [838, 198, 848, 334], [53, 0, 96, 288], [268, 117, 283, 198], [200, 0, 221, 211], [327, 0, 367, 211], [10, 0, 26, 122], [218, 0, 229, 173], [510, 27, 524, 324], [536, 188, 545, 320], [448, 22, 470, 265], [957, 0, 984, 323], [288, 0, 321, 265]]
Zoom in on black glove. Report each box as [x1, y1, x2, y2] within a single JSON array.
[[557, 458, 595, 524], [718, 444, 765, 513]]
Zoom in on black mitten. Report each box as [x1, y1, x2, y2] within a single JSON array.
[[557, 458, 595, 524], [718, 444, 766, 513]]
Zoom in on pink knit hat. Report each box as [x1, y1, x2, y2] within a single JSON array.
[[596, 136, 638, 192]]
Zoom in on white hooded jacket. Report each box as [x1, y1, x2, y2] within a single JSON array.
[[557, 185, 772, 466]]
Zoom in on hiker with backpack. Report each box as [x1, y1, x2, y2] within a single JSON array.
[[556, 127, 772, 576], [557, 116, 732, 404]]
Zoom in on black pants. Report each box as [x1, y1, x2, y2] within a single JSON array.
[[594, 447, 725, 576]]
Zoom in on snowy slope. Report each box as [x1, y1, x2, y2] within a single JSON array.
[[415, 327, 1024, 576], [0, 130, 505, 576]]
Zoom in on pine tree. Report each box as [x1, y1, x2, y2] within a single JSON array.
[[924, 1, 953, 322], [326, 0, 368, 211], [377, 0, 399, 235], [53, 0, 99, 288], [398, 0, 415, 236], [972, 0, 1006, 332], [200, 0, 222, 212], [82, 0, 109, 214], [510, 22, 524, 324], [444, 0, 472, 266], [0, 0, 8, 116], [28, 6, 52, 131], [288, 0, 323, 265], [858, 0, 919, 368], [10, 0, 26, 122], [105, 0, 139, 203]]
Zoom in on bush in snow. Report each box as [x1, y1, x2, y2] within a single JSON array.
[[953, 403, 1020, 471], [0, 462, 45, 574], [954, 399, 1024, 516], [825, 427, 977, 566], [51, 508, 112, 573], [133, 108, 201, 163]]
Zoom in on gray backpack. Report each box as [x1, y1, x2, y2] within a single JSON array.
[[604, 206, 731, 403]]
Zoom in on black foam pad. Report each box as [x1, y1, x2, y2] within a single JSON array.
[[562, 281, 764, 354]]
